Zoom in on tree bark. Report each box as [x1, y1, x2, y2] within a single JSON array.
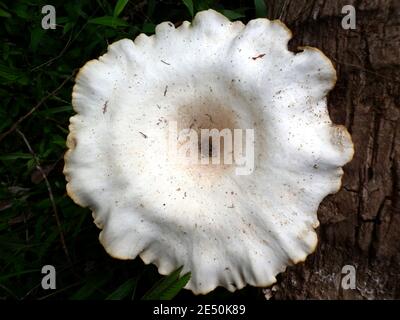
[[263, 0, 400, 299]]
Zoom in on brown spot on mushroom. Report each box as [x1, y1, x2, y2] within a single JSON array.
[[102, 100, 108, 114], [173, 99, 240, 182], [252, 53, 266, 60], [204, 113, 214, 123], [66, 134, 77, 149]]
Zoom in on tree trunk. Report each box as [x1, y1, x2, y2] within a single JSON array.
[[263, 0, 400, 299]]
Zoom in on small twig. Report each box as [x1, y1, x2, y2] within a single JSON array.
[[16, 129, 71, 264], [0, 73, 74, 143], [102, 100, 109, 114], [139, 131, 147, 138], [30, 32, 73, 72], [251, 53, 266, 60]]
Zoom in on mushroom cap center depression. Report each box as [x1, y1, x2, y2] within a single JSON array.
[[169, 99, 255, 179]]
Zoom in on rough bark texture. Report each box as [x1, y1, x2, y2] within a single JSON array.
[[264, 0, 400, 299]]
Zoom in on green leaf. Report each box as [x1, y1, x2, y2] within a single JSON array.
[[39, 105, 73, 115], [88, 16, 129, 28], [142, 22, 155, 34], [51, 134, 67, 148], [0, 64, 29, 85], [0, 8, 11, 18], [13, 4, 29, 20], [63, 22, 74, 35], [220, 9, 246, 20], [2, 43, 9, 60], [0, 269, 40, 282], [113, 0, 129, 17], [70, 276, 108, 300], [181, 0, 194, 17], [0, 153, 32, 161], [106, 277, 138, 300], [56, 17, 70, 24], [254, 0, 267, 18], [56, 125, 69, 135], [141, 266, 191, 300], [37, 229, 59, 259], [146, 0, 156, 18], [196, 0, 215, 11], [30, 28, 45, 52]]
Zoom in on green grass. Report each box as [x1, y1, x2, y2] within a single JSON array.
[[0, 0, 266, 300]]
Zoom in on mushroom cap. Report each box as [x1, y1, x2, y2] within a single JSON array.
[[64, 9, 354, 294]]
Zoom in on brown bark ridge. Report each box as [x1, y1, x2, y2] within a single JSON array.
[[262, 0, 400, 299]]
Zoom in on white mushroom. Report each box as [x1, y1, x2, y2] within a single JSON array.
[[64, 9, 354, 294]]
